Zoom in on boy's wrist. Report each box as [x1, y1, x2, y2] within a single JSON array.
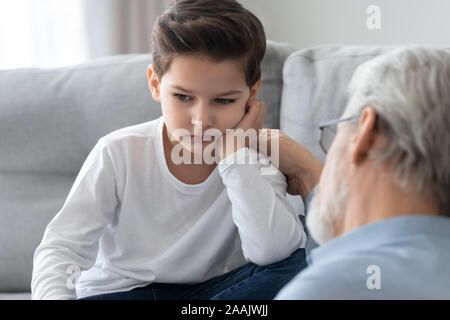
[[218, 134, 247, 161]]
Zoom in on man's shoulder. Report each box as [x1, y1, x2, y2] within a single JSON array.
[[277, 246, 450, 299], [276, 254, 371, 299]]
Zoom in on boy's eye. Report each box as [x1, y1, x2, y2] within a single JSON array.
[[174, 94, 234, 105], [215, 98, 235, 104], [174, 94, 192, 102]]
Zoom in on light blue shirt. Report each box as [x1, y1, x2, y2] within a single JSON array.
[[276, 209, 450, 299]]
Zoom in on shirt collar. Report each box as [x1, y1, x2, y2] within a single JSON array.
[[309, 214, 450, 264]]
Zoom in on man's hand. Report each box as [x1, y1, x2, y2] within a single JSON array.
[[258, 129, 324, 200]]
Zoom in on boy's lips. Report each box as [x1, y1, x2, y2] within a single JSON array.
[[189, 135, 214, 142]]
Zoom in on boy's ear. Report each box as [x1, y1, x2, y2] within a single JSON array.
[[147, 64, 161, 102], [249, 77, 262, 99]]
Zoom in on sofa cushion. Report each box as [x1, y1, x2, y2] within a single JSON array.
[[0, 40, 294, 293], [279, 45, 407, 164], [280, 45, 418, 215], [0, 292, 31, 300], [260, 40, 296, 129]]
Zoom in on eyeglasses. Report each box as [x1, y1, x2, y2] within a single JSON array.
[[318, 115, 360, 154]]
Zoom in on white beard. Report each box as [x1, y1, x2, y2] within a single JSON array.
[[306, 145, 349, 245]]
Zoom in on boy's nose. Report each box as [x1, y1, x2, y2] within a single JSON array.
[[191, 102, 213, 127]]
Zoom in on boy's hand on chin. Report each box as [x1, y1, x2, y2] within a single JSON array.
[[219, 97, 266, 160], [236, 97, 266, 133]]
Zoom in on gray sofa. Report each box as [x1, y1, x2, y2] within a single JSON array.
[[0, 40, 400, 299]]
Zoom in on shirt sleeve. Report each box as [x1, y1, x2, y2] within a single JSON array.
[[31, 137, 120, 300], [218, 147, 304, 266]]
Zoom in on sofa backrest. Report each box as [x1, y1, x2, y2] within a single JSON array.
[[0, 40, 294, 292], [280, 45, 450, 215], [281, 45, 404, 215], [280, 45, 405, 164]]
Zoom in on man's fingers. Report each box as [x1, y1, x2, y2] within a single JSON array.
[[258, 128, 279, 158]]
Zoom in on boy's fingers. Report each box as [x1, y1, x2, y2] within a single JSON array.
[[242, 98, 265, 129], [253, 99, 266, 128]]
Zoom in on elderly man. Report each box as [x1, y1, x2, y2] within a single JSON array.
[[273, 46, 450, 299]]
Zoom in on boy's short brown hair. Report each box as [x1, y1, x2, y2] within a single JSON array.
[[151, 0, 266, 87]]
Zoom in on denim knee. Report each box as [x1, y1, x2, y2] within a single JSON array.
[[257, 248, 307, 275]]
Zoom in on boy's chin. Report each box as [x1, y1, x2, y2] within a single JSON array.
[[174, 140, 222, 165], [181, 140, 216, 155]]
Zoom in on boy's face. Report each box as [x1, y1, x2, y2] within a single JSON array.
[[147, 54, 261, 154]]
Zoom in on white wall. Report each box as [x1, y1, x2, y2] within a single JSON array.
[[239, 0, 450, 50]]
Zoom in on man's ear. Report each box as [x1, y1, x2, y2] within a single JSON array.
[[147, 64, 161, 102], [249, 77, 262, 99], [350, 107, 377, 165]]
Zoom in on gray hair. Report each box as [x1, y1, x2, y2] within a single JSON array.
[[344, 46, 450, 216]]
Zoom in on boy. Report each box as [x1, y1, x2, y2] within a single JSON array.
[[31, 0, 306, 300]]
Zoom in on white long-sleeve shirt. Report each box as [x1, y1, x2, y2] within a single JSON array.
[[31, 116, 305, 300]]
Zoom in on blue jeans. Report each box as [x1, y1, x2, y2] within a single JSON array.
[[79, 248, 306, 300]]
